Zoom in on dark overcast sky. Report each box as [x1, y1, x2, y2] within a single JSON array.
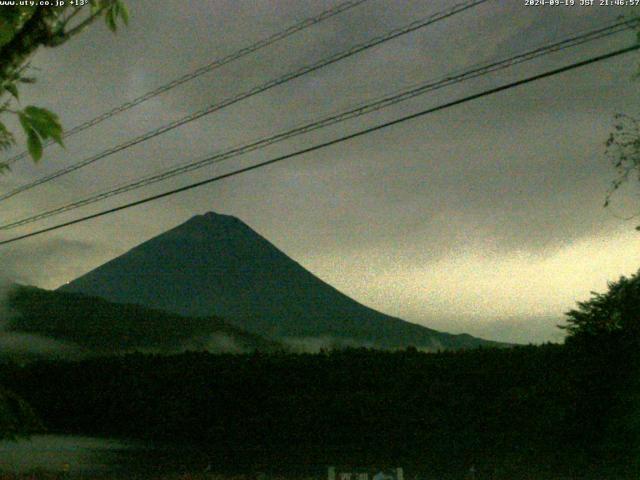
[[1, 0, 639, 343]]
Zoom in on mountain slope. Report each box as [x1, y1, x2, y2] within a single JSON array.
[[60, 212, 500, 350], [7, 285, 279, 354]]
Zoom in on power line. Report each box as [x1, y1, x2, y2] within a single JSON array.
[[0, 18, 634, 231], [0, 0, 371, 167], [1, 42, 637, 247], [0, 0, 488, 203]]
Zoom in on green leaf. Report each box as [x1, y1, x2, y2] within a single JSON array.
[[0, 121, 15, 151], [0, 7, 36, 48], [18, 111, 31, 133], [50, 126, 63, 146], [17, 106, 65, 161], [5, 83, 18, 100], [22, 106, 64, 146], [23, 105, 53, 118], [105, 7, 117, 32], [25, 127, 43, 162], [117, 0, 129, 25], [0, 25, 16, 50]]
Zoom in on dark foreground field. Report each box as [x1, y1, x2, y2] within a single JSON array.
[[1, 338, 638, 480], [1, 474, 313, 480]]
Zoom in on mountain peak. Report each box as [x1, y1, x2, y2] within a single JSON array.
[[203, 211, 238, 221], [187, 211, 242, 226], [60, 213, 500, 350], [160, 212, 253, 244]]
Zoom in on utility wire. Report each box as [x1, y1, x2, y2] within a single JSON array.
[[0, 0, 489, 203], [0, 18, 634, 231], [0, 42, 637, 246], [1, 0, 371, 167]]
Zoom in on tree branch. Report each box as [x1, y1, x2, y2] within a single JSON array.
[[49, 4, 111, 46], [56, 6, 84, 32], [0, 7, 58, 81]]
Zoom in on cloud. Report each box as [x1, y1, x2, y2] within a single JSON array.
[[283, 335, 375, 352], [0, 276, 84, 359], [466, 316, 567, 345], [298, 227, 640, 343], [122, 333, 253, 355], [0, 237, 99, 289], [0, 0, 637, 346], [282, 335, 451, 352], [179, 333, 249, 354], [0, 332, 82, 357]]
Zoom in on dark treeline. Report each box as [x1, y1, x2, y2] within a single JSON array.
[[1, 339, 638, 479]]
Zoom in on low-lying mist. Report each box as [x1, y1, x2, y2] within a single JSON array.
[[0, 278, 85, 360]]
